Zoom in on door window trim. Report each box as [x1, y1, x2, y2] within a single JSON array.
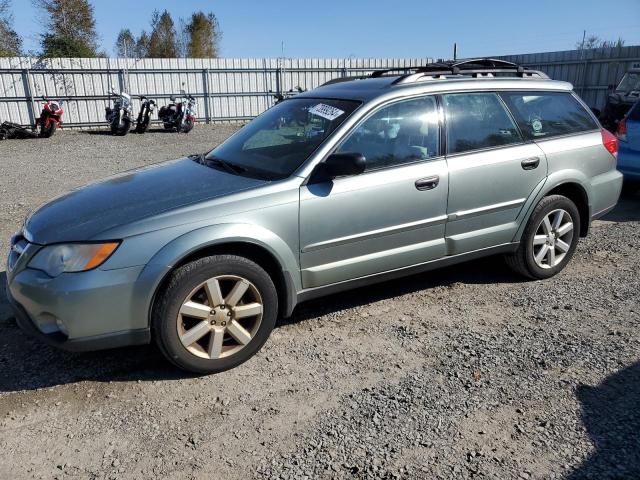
[[307, 93, 446, 181], [440, 91, 527, 158]]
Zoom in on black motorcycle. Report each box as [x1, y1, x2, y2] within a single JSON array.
[[271, 86, 305, 105], [105, 85, 133, 136], [158, 90, 196, 133], [135, 96, 156, 134]]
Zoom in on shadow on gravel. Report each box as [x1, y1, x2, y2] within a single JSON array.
[[0, 272, 187, 393], [283, 254, 525, 326], [568, 361, 640, 480], [81, 128, 175, 136]]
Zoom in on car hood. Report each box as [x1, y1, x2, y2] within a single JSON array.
[[25, 158, 268, 244]]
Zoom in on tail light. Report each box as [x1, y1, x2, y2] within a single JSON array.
[[601, 129, 618, 159], [616, 117, 627, 142]]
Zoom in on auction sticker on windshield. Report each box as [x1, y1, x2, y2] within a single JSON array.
[[309, 103, 345, 121]]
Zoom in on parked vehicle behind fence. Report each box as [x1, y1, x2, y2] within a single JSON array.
[[6, 59, 623, 374], [158, 90, 196, 133], [105, 85, 133, 136], [135, 96, 156, 134], [616, 99, 640, 181]]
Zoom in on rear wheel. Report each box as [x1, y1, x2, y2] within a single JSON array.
[[505, 195, 580, 279], [153, 255, 278, 374]]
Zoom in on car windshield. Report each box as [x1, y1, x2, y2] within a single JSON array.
[[205, 98, 360, 180], [616, 72, 640, 93]]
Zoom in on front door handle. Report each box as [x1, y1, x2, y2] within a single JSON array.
[[521, 157, 540, 170], [415, 175, 439, 191]]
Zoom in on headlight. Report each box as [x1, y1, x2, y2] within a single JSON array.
[[29, 242, 120, 277]]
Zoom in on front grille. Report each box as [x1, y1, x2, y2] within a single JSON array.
[[7, 234, 28, 272]]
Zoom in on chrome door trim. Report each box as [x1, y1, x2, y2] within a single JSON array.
[[301, 214, 448, 253], [448, 198, 526, 221]]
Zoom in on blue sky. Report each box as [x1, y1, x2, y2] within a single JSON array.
[[12, 0, 640, 58]]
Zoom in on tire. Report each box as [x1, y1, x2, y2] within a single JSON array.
[[153, 255, 278, 374], [111, 116, 131, 136], [135, 117, 150, 134], [39, 121, 57, 138], [180, 118, 194, 134], [505, 194, 581, 280]]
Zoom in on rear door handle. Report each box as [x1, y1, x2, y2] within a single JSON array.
[[415, 175, 439, 191], [521, 157, 540, 170]]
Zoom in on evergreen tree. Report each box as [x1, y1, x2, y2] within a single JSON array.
[[135, 31, 151, 58], [114, 28, 135, 57], [185, 11, 221, 58], [148, 9, 178, 58], [34, 0, 99, 57], [0, 0, 21, 56]]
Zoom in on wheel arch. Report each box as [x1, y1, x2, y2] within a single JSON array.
[[137, 224, 301, 333], [543, 181, 590, 237]]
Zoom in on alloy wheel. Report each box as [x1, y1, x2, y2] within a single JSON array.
[[532, 208, 574, 269], [177, 275, 263, 360]]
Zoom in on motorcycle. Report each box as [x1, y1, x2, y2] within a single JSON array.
[[36, 97, 64, 138], [271, 86, 305, 105], [158, 90, 196, 133], [135, 95, 156, 134], [105, 85, 133, 136]]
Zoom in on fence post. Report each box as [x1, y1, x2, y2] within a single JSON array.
[[275, 67, 282, 98], [117, 69, 126, 93], [202, 69, 211, 124], [20, 69, 37, 127]]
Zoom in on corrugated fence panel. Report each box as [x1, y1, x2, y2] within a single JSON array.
[[498, 45, 640, 110]]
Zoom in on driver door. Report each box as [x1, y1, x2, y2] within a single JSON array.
[[299, 95, 449, 288]]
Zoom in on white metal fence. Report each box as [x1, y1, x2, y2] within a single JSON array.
[[0, 57, 432, 128], [2, 48, 638, 129]]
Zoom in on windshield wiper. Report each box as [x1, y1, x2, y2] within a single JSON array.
[[191, 153, 247, 176]]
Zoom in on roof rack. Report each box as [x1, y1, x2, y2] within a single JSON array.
[[319, 58, 548, 87]]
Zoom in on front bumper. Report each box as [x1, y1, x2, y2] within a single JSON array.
[[6, 264, 150, 351]]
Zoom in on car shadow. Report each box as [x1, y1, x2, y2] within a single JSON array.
[[81, 127, 174, 136], [280, 254, 524, 326], [601, 188, 640, 223], [568, 361, 640, 479], [0, 256, 523, 393]]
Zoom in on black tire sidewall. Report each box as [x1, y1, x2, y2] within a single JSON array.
[[154, 255, 278, 374], [523, 195, 581, 279]]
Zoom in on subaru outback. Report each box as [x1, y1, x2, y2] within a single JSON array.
[[6, 59, 623, 373]]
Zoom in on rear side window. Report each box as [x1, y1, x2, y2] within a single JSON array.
[[500, 91, 598, 140], [443, 92, 523, 154]]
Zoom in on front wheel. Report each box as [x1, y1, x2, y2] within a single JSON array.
[[39, 120, 57, 138], [135, 116, 150, 134], [505, 195, 581, 280], [111, 116, 131, 136], [180, 118, 194, 133], [153, 255, 278, 374]]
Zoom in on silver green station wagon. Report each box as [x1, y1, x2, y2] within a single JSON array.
[[6, 59, 623, 373]]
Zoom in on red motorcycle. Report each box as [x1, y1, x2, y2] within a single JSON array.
[[36, 97, 64, 138]]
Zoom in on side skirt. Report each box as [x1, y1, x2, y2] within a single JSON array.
[[294, 242, 519, 306]]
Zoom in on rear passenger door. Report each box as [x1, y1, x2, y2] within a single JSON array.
[[442, 92, 547, 255]]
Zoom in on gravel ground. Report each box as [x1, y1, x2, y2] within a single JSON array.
[[0, 126, 639, 480]]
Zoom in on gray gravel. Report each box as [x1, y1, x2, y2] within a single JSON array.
[[0, 127, 639, 480]]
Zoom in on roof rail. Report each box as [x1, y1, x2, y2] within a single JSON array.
[[319, 58, 548, 88]]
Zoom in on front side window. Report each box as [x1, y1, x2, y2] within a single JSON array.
[[336, 96, 440, 171], [616, 72, 640, 93], [443, 92, 522, 154], [500, 91, 598, 140], [207, 98, 360, 179]]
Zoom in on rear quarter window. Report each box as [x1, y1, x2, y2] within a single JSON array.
[[628, 101, 640, 122], [500, 91, 598, 140]]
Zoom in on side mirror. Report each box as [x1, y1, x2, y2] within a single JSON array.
[[322, 152, 366, 178]]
